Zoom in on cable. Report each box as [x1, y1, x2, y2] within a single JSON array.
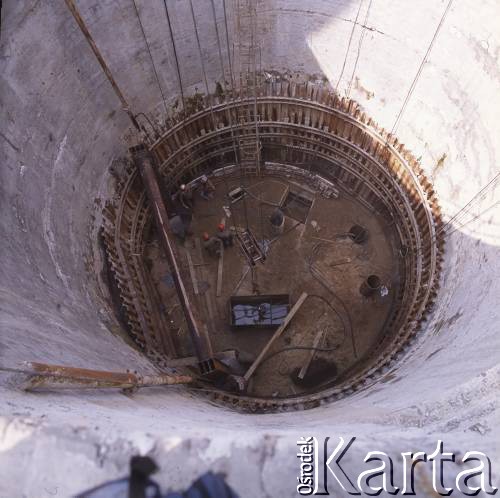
[[441, 200, 500, 239], [306, 242, 358, 358], [162, 0, 185, 113], [335, 0, 364, 92], [222, 0, 236, 96], [131, 0, 168, 115], [346, 0, 373, 98], [390, 0, 454, 135], [435, 171, 500, 237], [189, 0, 216, 128], [407, 171, 500, 259], [210, 0, 245, 218]]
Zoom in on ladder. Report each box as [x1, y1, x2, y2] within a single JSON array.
[[235, 0, 261, 177], [236, 228, 265, 265]]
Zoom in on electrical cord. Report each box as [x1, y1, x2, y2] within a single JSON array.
[[306, 242, 358, 358]]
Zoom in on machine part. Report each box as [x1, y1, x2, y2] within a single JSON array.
[[360, 275, 382, 297], [243, 292, 308, 382], [229, 294, 290, 328]]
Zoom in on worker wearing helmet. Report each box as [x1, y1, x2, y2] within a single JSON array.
[[216, 223, 234, 248], [202, 232, 223, 257], [199, 175, 215, 200], [178, 183, 194, 210]]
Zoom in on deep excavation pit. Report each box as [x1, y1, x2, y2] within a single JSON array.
[[3, 1, 500, 495], [101, 83, 443, 412]]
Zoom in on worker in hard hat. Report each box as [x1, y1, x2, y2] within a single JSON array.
[[199, 175, 215, 200], [202, 232, 223, 257], [216, 223, 234, 247], [178, 183, 194, 210]]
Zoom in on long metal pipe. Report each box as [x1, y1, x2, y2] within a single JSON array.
[[4, 362, 193, 391], [131, 146, 215, 367]]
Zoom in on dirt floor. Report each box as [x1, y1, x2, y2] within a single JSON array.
[[144, 173, 399, 398]]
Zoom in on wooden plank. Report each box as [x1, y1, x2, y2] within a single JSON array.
[[185, 248, 199, 295], [216, 245, 224, 297], [243, 292, 308, 382], [298, 329, 325, 380], [195, 237, 215, 325], [233, 265, 250, 294]]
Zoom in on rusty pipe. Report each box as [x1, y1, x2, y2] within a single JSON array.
[[14, 362, 193, 391], [131, 146, 215, 366]]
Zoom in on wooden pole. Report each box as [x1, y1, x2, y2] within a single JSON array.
[[243, 292, 308, 381]]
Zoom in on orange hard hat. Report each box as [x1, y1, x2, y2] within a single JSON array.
[[218, 223, 225, 231], [202, 232, 209, 241]]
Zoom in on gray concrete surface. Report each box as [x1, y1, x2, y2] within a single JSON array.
[[1, 0, 499, 496]]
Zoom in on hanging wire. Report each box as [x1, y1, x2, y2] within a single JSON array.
[[442, 200, 500, 239], [211, 0, 226, 86], [405, 171, 500, 260], [208, 0, 243, 233], [346, 0, 373, 97], [189, 0, 217, 128], [162, 0, 186, 113], [435, 171, 500, 237], [222, 0, 236, 96], [131, 0, 168, 115], [390, 0, 454, 136], [335, 0, 364, 92], [211, 0, 241, 176]]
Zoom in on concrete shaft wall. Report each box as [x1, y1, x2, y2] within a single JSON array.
[[1, 1, 499, 496]]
